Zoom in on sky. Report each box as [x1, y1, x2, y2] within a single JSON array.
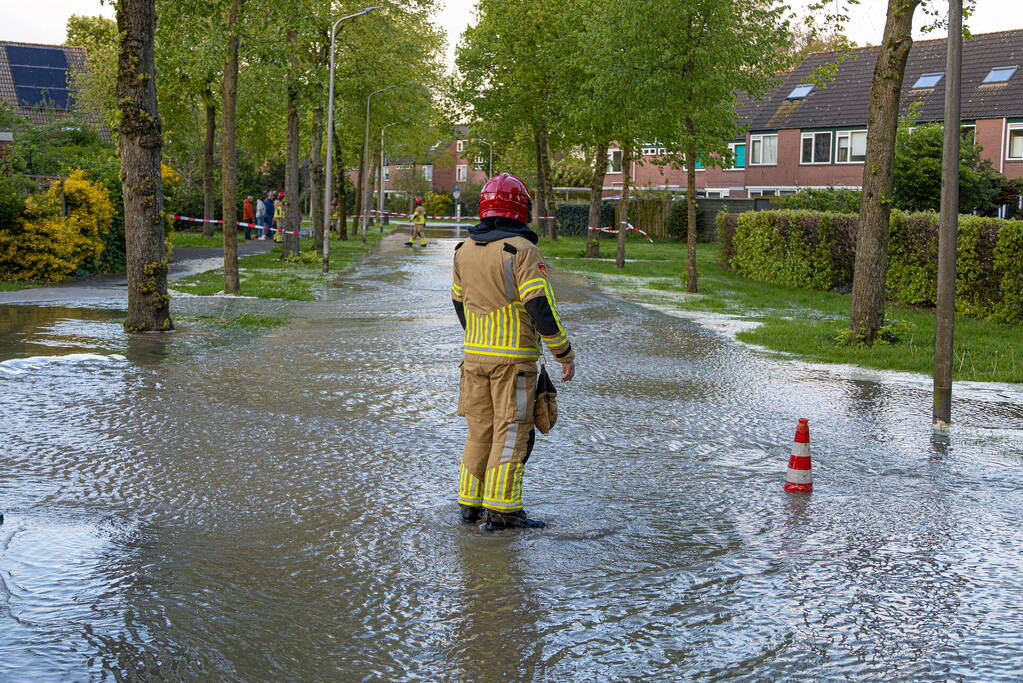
[[7, 0, 1022, 68]]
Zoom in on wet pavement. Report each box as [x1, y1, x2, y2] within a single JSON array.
[[1, 227, 1022, 681]]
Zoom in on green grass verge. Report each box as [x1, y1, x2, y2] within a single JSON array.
[[168, 230, 228, 248], [171, 231, 388, 301], [0, 279, 51, 291], [543, 235, 1023, 383]]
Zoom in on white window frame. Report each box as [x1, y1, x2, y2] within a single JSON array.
[[800, 131, 833, 165], [1008, 124, 1023, 160], [726, 142, 745, 171], [383, 167, 390, 181], [961, 124, 976, 145], [474, 155, 484, 165], [703, 189, 730, 199], [422, 165, 433, 181], [456, 140, 465, 153], [456, 164, 468, 182], [607, 148, 622, 174], [836, 130, 867, 164], [749, 134, 777, 166]]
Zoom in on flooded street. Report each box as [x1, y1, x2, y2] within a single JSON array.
[[2, 229, 1023, 681]]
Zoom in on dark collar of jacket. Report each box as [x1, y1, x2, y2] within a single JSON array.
[[468, 217, 538, 245]]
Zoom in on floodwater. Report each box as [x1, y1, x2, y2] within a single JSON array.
[[2, 229, 1023, 681]]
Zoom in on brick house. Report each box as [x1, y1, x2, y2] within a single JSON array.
[[0, 41, 92, 163], [359, 125, 489, 203], [604, 29, 1023, 215]]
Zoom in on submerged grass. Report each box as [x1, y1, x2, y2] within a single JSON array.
[[543, 235, 1023, 383], [182, 311, 289, 329], [172, 230, 389, 301]]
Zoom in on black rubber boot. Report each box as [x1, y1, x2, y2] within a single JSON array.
[[482, 509, 545, 531], [459, 505, 482, 524]]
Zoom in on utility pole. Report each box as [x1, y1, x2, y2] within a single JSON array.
[[322, 6, 382, 274], [933, 0, 962, 429]]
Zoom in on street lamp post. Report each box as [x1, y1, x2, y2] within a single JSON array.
[[477, 138, 494, 178], [379, 121, 399, 230], [360, 85, 397, 243], [323, 6, 382, 274]]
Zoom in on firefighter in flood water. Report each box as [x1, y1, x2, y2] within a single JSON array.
[[407, 197, 427, 247], [451, 173, 576, 531]]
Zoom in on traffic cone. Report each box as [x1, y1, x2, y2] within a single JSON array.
[[784, 418, 813, 493]]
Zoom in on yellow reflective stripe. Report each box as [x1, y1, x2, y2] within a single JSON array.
[[518, 278, 545, 296], [451, 283, 463, 296], [464, 347, 539, 359], [544, 280, 567, 336]]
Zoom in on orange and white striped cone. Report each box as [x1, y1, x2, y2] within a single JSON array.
[[784, 418, 813, 493]]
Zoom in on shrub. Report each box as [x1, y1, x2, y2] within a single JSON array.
[[0, 170, 114, 281], [723, 209, 1023, 323], [773, 188, 862, 214], [424, 192, 452, 216], [728, 210, 858, 291], [0, 176, 31, 232], [554, 202, 615, 236]]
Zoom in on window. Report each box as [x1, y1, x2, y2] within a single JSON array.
[[983, 66, 1018, 84], [961, 124, 976, 144], [607, 149, 622, 173], [456, 140, 465, 152], [395, 164, 412, 170], [641, 146, 658, 156], [748, 189, 778, 197], [422, 165, 433, 181], [912, 72, 943, 88], [727, 142, 746, 169], [383, 167, 390, 181], [787, 84, 814, 100], [836, 130, 867, 163], [749, 134, 777, 165], [801, 132, 832, 164], [1008, 125, 1023, 160], [456, 164, 468, 182]]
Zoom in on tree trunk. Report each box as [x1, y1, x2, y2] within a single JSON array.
[[685, 132, 698, 293], [310, 104, 324, 250], [116, 0, 172, 332], [355, 147, 365, 224], [616, 143, 632, 269], [202, 99, 216, 235], [585, 141, 608, 258], [220, 0, 243, 294], [284, 81, 301, 257], [849, 0, 920, 341]]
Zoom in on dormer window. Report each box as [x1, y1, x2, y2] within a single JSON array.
[[983, 66, 1018, 84], [912, 72, 943, 88], [787, 84, 814, 100]]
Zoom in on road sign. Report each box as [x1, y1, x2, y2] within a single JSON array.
[[453, 185, 461, 201]]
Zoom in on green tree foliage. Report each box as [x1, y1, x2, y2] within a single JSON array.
[[893, 123, 1023, 215], [65, 14, 119, 133]]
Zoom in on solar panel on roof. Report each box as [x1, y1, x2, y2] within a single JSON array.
[[4, 44, 73, 110], [5, 45, 68, 69]]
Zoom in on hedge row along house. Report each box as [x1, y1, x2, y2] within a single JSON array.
[[605, 29, 1023, 218]]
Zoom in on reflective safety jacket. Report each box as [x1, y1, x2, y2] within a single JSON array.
[[413, 206, 426, 224], [451, 236, 574, 364]]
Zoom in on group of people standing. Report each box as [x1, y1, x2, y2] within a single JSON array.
[[241, 191, 289, 241]]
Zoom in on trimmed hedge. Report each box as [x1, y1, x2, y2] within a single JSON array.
[[555, 202, 615, 236], [719, 209, 1023, 324]]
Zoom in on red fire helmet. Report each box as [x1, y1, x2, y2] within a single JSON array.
[[278, 192, 286, 199], [415, 197, 423, 205], [479, 173, 531, 224]]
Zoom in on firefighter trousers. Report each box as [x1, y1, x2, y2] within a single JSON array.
[[457, 360, 537, 512]]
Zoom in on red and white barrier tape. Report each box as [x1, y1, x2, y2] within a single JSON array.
[[587, 222, 654, 243], [171, 215, 301, 236]]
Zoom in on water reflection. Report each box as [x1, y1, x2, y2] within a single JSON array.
[[1, 232, 1023, 679]]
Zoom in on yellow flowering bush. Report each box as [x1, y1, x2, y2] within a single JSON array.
[[0, 170, 114, 281]]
